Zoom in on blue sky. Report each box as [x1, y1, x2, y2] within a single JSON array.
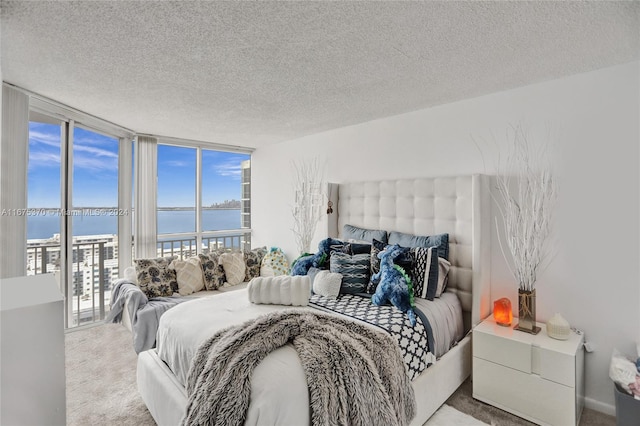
[[28, 122, 249, 208], [157, 145, 249, 207]]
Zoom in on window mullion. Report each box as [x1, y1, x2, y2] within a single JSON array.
[[60, 120, 74, 328], [196, 147, 203, 254]]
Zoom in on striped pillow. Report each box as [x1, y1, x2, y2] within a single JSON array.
[[410, 246, 439, 300], [330, 252, 370, 294]]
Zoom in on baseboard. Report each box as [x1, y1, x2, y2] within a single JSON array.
[[585, 396, 615, 417]]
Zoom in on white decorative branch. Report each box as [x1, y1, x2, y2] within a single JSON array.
[[291, 158, 325, 255], [495, 124, 557, 292]]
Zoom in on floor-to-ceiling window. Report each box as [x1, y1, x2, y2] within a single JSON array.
[[26, 117, 63, 277], [70, 125, 120, 326], [156, 143, 251, 258], [21, 91, 251, 328], [26, 104, 133, 329], [157, 144, 197, 256]]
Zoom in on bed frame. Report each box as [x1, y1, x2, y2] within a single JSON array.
[[137, 174, 491, 425]]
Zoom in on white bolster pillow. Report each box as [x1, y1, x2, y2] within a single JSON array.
[[247, 275, 311, 307]]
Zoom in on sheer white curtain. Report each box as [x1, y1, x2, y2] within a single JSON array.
[[134, 135, 158, 259], [0, 86, 29, 278]]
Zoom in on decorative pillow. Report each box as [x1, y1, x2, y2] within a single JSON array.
[[388, 231, 449, 260], [333, 242, 372, 256], [219, 252, 246, 286], [435, 257, 451, 297], [134, 256, 178, 298], [312, 270, 342, 299], [410, 246, 439, 300], [343, 224, 388, 244], [198, 252, 226, 290], [330, 251, 370, 294], [244, 246, 268, 281], [260, 247, 289, 276], [329, 243, 349, 255], [346, 242, 372, 255], [367, 239, 411, 293], [172, 256, 205, 296], [307, 267, 321, 285]]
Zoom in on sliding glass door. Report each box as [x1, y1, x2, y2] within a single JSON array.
[[70, 125, 120, 326], [27, 112, 127, 328], [26, 117, 63, 278]]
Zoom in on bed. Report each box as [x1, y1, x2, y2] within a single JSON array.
[[137, 174, 491, 425]]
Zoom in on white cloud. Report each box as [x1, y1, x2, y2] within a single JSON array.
[[73, 153, 118, 171], [74, 143, 118, 159], [29, 130, 118, 171], [28, 151, 61, 169], [213, 161, 242, 178], [29, 130, 60, 148]]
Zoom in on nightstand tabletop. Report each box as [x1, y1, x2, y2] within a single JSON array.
[[474, 316, 584, 355]]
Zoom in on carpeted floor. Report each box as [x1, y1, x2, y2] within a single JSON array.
[[445, 378, 616, 426], [65, 323, 616, 426], [65, 324, 155, 426]]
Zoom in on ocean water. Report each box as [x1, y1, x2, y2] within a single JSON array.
[[27, 209, 242, 240]]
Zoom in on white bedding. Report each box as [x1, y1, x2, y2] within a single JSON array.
[[156, 288, 463, 389], [140, 175, 491, 426]]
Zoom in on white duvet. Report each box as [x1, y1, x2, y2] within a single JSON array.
[[155, 289, 463, 425], [157, 290, 316, 425]]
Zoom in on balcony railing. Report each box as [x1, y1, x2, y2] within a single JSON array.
[[157, 230, 251, 259], [27, 239, 113, 329], [28, 230, 252, 329]]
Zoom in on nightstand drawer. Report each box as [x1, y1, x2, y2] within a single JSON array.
[[532, 345, 575, 387], [474, 327, 531, 373], [473, 357, 578, 425]]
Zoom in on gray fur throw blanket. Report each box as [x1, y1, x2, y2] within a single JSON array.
[[182, 309, 416, 426]]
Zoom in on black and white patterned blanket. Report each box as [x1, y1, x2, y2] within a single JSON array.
[[309, 294, 433, 380]]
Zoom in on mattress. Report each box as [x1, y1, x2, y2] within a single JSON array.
[[155, 288, 463, 388]]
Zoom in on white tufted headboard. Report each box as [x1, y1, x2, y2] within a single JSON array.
[[327, 175, 491, 332]]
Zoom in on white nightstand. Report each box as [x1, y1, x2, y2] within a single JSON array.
[[472, 316, 585, 426]]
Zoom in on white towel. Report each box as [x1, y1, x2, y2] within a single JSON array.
[[247, 275, 311, 306]]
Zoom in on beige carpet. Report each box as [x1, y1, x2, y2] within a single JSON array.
[[65, 324, 155, 426], [65, 323, 615, 426]]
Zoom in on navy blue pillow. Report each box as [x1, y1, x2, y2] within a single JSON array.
[[343, 224, 388, 244], [346, 242, 372, 255], [388, 231, 449, 260], [330, 252, 370, 294], [410, 246, 439, 300]]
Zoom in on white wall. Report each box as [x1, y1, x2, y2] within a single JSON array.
[[252, 61, 640, 412]]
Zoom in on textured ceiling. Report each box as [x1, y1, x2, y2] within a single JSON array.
[[1, 1, 638, 149]]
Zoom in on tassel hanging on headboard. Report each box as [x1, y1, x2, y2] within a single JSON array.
[[327, 185, 333, 214]]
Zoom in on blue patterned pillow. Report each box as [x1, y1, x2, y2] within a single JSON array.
[[410, 246, 439, 300], [330, 251, 370, 294]]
